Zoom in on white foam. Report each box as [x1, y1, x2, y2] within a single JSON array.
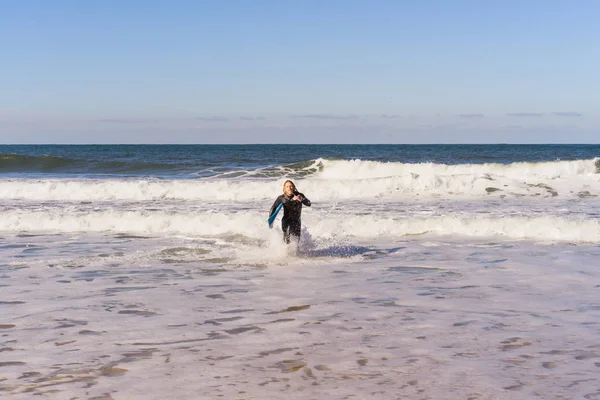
[[317, 157, 600, 180], [1, 160, 598, 202], [1, 209, 598, 243], [0, 179, 274, 202]]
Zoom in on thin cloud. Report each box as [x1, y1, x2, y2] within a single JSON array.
[[552, 112, 582, 117], [197, 116, 230, 122], [434, 123, 461, 130], [239, 116, 266, 121], [292, 114, 359, 120], [93, 118, 159, 124], [507, 113, 544, 117], [456, 114, 485, 119], [380, 114, 402, 119], [501, 125, 524, 129]]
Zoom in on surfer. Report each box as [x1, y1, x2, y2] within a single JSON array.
[[269, 180, 311, 244]]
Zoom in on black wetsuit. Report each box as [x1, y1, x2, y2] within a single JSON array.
[[269, 192, 311, 243]]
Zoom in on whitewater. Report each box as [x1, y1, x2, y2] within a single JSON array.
[[1, 147, 600, 399], [1, 157, 599, 242]]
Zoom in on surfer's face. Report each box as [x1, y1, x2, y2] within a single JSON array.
[[283, 181, 295, 197]]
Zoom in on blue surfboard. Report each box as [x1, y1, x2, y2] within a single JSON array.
[[267, 202, 284, 228]]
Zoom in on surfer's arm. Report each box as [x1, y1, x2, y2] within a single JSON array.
[[299, 193, 311, 207], [269, 196, 283, 216]]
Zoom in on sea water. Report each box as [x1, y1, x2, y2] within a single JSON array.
[[1, 145, 599, 399]]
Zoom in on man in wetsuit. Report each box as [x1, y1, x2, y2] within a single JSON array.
[[269, 180, 311, 243]]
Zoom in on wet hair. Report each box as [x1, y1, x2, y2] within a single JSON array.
[[283, 180, 298, 194]]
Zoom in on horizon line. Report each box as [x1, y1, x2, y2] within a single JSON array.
[[1, 143, 598, 146]]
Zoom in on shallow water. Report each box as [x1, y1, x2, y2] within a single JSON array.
[[1, 234, 599, 399]]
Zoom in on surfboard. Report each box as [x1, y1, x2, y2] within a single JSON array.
[[267, 202, 284, 228]]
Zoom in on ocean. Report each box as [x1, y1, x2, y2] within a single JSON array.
[[1, 144, 599, 399]]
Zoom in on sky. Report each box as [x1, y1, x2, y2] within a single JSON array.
[[1, 0, 599, 144]]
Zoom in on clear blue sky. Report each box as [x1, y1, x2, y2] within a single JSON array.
[[1, 0, 599, 143]]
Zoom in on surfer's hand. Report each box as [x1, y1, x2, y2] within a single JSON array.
[[293, 195, 303, 202]]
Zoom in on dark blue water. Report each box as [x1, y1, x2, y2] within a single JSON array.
[[1, 144, 598, 178]]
